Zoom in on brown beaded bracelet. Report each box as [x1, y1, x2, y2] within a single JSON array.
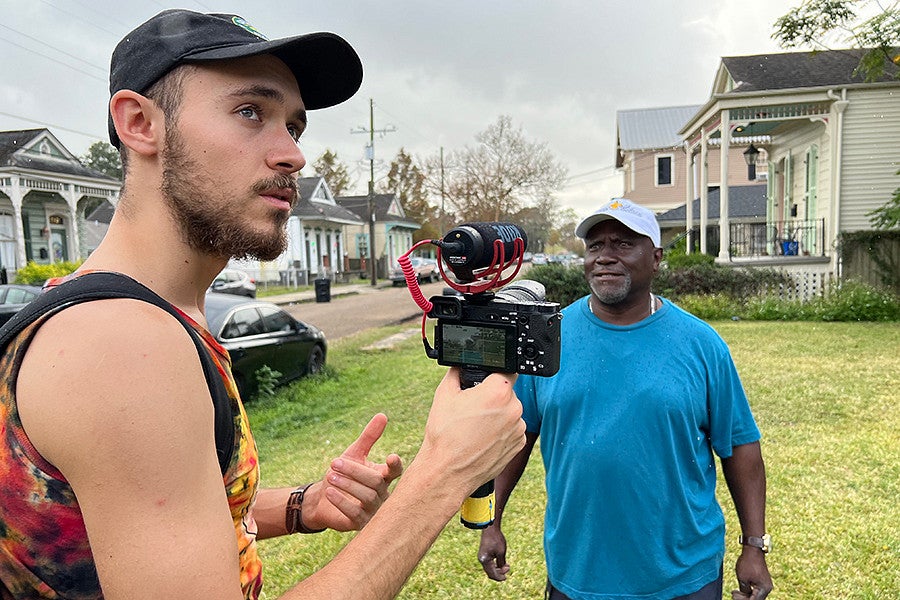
[[285, 483, 326, 534]]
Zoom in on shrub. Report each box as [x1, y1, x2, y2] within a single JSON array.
[[525, 263, 589, 307], [672, 293, 740, 321], [663, 251, 715, 269], [14, 261, 82, 285], [653, 263, 791, 300], [526, 257, 900, 321], [810, 280, 900, 321]]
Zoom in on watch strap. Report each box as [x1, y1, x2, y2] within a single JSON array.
[[739, 533, 771, 553], [285, 483, 326, 534]]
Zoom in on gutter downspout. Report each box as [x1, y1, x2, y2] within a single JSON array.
[[827, 88, 849, 278]]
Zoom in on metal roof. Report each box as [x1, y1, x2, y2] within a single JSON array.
[[617, 105, 702, 151]]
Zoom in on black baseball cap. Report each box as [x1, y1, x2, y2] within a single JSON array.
[[108, 9, 363, 147]]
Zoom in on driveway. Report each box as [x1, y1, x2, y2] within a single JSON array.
[[269, 279, 445, 341]]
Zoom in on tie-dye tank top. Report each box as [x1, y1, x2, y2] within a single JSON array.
[[0, 295, 263, 599]]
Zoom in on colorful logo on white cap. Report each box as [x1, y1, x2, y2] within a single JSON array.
[[232, 16, 268, 40]]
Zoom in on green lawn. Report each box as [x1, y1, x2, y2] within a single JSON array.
[[247, 321, 900, 599]]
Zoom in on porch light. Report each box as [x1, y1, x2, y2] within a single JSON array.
[[743, 143, 759, 180]]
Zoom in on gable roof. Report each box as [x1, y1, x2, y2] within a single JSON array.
[[337, 194, 420, 228], [656, 184, 767, 224], [292, 176, 361, 224], [720, 48, 900, 93], [0, 129, 118, 182], [617, 105, 703, 151]]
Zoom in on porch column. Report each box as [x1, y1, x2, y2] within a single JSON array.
[[66, 187, 81, 261], [684, 143, 694, 254], [11, 178, 26, 269], [829, 91, 849, 275], [336, 229, 344, 274], [299, 222, 307, 270], [699, 130, 709, 254], [718, 110, 731, 260]]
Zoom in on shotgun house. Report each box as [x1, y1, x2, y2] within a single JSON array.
[[231, 176, 363, 284], [336, 193, 420, 279], [678, 49, 900, 278], [0, 129, 121, 277]]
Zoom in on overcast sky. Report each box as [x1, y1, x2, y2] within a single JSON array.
[[0, 0, 798, 218]]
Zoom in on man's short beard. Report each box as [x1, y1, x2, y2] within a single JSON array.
[[159, 127, 293, 261], [589, 274, 632, 306]]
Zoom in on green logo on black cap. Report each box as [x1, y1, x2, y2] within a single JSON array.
[[232, 16, 268, 40]]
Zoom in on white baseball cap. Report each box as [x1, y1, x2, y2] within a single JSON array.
[[574, 198, 661, 248]]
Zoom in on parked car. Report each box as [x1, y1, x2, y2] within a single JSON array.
[[531, 253, 548, 265], [210, 268, 257, 298], [0, 284, 41, 326], [204, 293, 326, 399], [389, 256, 439, 286]]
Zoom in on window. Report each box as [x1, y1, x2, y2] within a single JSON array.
[[221, 308, 264, 339], [655, 155, 673, 186], [259, 305, 296, 333], [2, 288, 37, 304]]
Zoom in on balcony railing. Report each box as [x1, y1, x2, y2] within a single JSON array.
[[729, 218, 826, 258]]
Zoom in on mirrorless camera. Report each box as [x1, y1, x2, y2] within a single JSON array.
[[427, 280, 562, 378]]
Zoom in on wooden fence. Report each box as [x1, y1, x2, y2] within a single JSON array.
[[841, 233, 900, 294]]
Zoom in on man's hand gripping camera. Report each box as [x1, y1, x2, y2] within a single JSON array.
[[398, 222, 562, 529]]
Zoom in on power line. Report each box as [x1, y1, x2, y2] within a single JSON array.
[[0, 110, 104, 141], [0, 36, 107, 83], [0, 23, 107, 74], [37, 0, 122, 38]]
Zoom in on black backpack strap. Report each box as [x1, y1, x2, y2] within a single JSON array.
[[0, 272, 235, 474]]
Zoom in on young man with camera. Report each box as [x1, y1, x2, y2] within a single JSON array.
[[477, 199, 773, 599], [0, 10, 525, 599]]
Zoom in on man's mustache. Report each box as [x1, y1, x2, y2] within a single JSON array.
[[253, 174, 298, 207]]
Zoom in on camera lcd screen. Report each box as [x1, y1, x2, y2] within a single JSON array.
[[438, 323, 513, 370]]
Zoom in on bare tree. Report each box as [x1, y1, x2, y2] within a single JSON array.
[[426, 115, 567, 224]]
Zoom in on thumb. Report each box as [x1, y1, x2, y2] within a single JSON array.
[[342, 413, 388, 462]]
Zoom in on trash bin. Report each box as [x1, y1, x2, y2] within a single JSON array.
[[314, 278, 331, 303]]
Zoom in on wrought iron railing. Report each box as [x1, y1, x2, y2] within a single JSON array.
[[729, 218, 826, 258]]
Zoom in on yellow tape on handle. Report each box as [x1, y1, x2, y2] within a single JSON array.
[[460, 481, 495, 529]]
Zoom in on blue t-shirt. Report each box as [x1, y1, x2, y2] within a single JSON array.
[[515, 295, 760, 600]]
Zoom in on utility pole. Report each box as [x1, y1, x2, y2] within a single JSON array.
[[439, 146, 446, 236], [352, 98, 396, 286]]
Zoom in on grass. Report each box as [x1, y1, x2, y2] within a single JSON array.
[[246, 321, 900, 599]]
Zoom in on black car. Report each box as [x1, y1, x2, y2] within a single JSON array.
[[204, 292, 326, 399], [0, 284, 42, 326]]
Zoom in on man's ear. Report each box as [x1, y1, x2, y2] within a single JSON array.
[[109, 90, 164, 157], [652, 247, 664, 273]]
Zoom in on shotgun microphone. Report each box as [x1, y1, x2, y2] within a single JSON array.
[[440, 222, 528, 282]]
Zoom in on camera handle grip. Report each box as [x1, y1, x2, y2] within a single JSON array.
[[459, 367, 497, 529]]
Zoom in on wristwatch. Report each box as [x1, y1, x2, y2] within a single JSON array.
[[739, 533, 772, 553]]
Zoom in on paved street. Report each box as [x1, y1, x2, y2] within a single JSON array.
[[268, 279, 446, 341]]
